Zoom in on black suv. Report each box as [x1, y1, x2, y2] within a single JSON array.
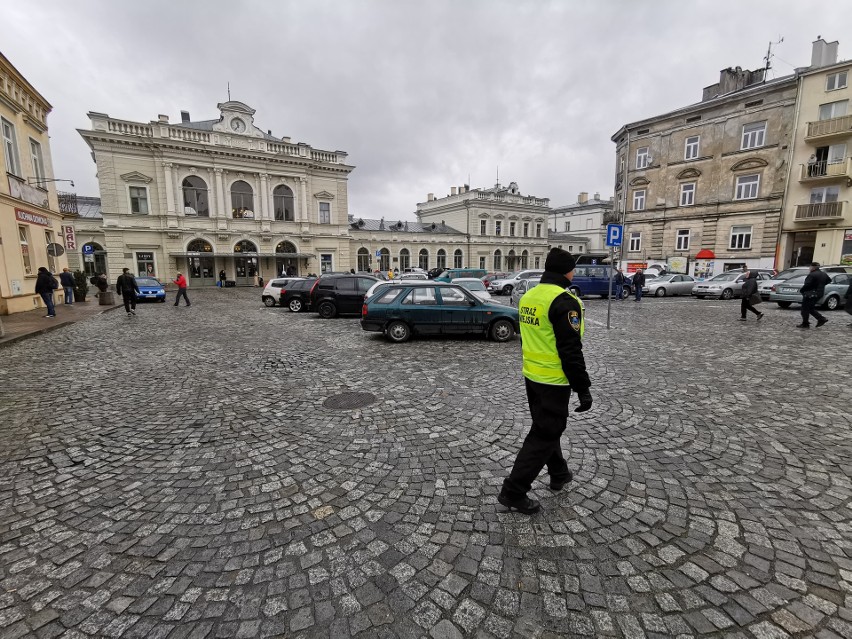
[[309, 274, 378, 318], [279, 278, 317, 312]]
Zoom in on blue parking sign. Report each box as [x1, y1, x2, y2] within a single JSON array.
[[606, 224, 623, 247]]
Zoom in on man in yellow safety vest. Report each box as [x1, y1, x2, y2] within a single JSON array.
[[498, 247, 592, 514]]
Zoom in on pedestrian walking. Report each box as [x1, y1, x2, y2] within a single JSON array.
[[35, 267, 58, 318], [59, 267, 75, 305], [218, 269, 226, 288], [845, 285, 852, 327], [116, 268, 140, 316], [498, 248, 592, 515], [173, 272, 191, 306], [633, 269, 645, 302], [798, 262, 831, 328], [739, 270, 764, 321], [614, 267, 624, 300]]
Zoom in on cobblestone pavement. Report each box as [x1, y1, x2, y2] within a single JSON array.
[[1, 288, 850, 639]]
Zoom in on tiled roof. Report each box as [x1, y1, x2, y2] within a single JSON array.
[[548, 231, 592, 243], [551, 199, 613, 211], [76, 196, 102, 219], [348, 216, 463, 234]]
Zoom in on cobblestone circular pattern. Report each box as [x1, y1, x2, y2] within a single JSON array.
[[0, 288, 850, 639]]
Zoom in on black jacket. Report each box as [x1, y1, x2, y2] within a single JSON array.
[[59, 271, 75, 287], [538, 271, 591, 392], [632, 272, 645, 287], [116, 273, 140, 296], [614, 271, 625, 284], [35, 270, 57, 295], [741, 271, 759, 297], [800, 269, 831, 298]]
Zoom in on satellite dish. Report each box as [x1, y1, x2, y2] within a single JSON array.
[[47, 243, 65, 257]]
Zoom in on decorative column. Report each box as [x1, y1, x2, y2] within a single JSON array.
[[163, 162, 175, 214], [300, 177, 309, 223], [267, 178, 276, 221], [214, 168, 226, 218], [173, 166, 182, 215], [259, 173, 269, 220], [207, 168, 217, 218]]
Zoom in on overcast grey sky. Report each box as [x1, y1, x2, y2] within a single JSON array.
[[2, 0, 850, 220]]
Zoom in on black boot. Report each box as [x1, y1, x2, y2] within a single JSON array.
[[498, 493, 541, 514], [549, 470, 573, 491]]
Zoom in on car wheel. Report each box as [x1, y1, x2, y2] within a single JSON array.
[[502, 285, 513, 296], [263, 296, 276, 307], [824, 295, 840, 311], [490, 319, 515, 342], [317, 301, 337, 318], [289, 298, 303, 312], [386, 320, 411, 343], [720, 288, 734, 300], [655, 287, 666, 297], [621, 287, 631, 299], [568, 286, 581, 297], [777, 301, 792, 309]]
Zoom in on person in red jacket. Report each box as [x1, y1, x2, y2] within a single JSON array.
[[173, 272, 191, 307]]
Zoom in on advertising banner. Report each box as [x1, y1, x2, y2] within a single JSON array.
[[62, 225, 77, 250], [841, 230, 852, 266], [667, 256, 688, 274], [626, 262, 647, 274]]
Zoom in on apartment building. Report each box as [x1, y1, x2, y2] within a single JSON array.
[[548, 192, 613, 251]]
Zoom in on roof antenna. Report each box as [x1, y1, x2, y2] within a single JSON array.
[[496, 165, 499, 189], [227, 82, 231, 101], [764, 36, 784, 80]]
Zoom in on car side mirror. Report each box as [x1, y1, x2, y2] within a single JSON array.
[[469, 300, 477, 306]]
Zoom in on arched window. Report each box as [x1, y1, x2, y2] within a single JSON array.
[[436, 249, 447, 270], [182, 176, 209, 217], [379, 248, 390, 272], [273, 185, 295, 221], [275, 241, 297, 254], [231, 180, 254, 218], [357, 247, 370, 272], [399, 248, 411, 271], [494, 249, 502, 271], [521, 250, 529, 269], [234, 240, 257, 253], [418, 248, 429, 270], [507, 249, 517, 271], [453, 249, 463, 269], [187, 239, 213, 253]]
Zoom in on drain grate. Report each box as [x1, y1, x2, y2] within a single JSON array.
[[323, 391, 377, 410]]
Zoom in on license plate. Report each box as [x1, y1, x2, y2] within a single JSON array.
[[781, 288, 797, 294], [146, 294, 156, 298]]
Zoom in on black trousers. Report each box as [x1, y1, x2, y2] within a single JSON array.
[[502, 379, 571, 499], [741, 298, 761, 318], [174, 288, 190, 306], [121, 292, 136, 313], [801, 296, 825, 325]]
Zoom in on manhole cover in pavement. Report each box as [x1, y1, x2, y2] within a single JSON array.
[[323, 392, 377, 410]]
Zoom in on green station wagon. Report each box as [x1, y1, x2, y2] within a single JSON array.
[[360, 282, 519, 343]]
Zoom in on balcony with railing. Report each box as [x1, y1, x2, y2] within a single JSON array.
[[799, 157, 852, 182], [805, 114, 852, 141], [794, 200, 847, 221]]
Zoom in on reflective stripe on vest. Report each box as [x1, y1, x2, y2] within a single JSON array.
[[519, 283, 585, 386]]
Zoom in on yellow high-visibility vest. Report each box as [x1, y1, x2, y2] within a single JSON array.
[[518, 283, 585, 385]]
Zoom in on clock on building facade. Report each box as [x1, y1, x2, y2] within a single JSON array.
[[230, 117, 246, 133]]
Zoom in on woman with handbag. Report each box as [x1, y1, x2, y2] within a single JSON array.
[[739, 270, 764, 321]]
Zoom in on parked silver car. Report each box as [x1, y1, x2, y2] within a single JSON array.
[[510, 277, 541, 306], [758, 265, 852, 299], [488, 269, 545, 295], [451, 278, 492, 302], [769, 272, 852, 310], [692, 271, 773, 300], [642, 274, 697, 297]]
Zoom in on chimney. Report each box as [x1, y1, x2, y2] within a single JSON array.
[[593, 192, 600, 200], [180, 110, 190, 123], [578, 192, 589, 204], [267, 129, 272, 135], [451, 187, 457, 196], [158, 114, 169, 123], [811, 37, 839, 68], [427, 193, 434, 201]]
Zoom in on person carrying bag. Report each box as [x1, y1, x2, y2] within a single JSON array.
[[739, 270, 763, 321]]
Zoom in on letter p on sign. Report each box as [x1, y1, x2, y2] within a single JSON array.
[[606, 224, 623, 247]]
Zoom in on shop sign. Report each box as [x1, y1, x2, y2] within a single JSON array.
[[136, 252, 154, 261], [841, 230, 852, 266], [15, 209, 50, 227], [626, 262, 647, 274], [62, 225, 77, 250]]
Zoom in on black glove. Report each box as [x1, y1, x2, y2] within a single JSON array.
[[574, 389, 593, 413]]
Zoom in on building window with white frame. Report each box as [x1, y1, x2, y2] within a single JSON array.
[[534, 256, 540, 268], [495, 221, 502, 236], [826, 70, 848, 91], [741, 122, 766, 149], [479, 256, 486, 269], [18, 225, 32, 275], [636, 146, 650, 169], [2, 118, 21, 176], [129, 186, 149, 214], [568, 245, 573, 252], [564, 221, 570, 231], [480, 219, 487, 235], [632, 189, 646, 211], [629, 232, 641, 252], [509, 221, 516, 237], [810, 185, 840, 204], [684, 135, 700, 160], [453, 249, 463, 268], [679, 182, 696, 206], [729, 225, 752, 249], [30, 139, 45, 182], [676, 229, 690, 251], [318, 202, 331, 224], [320, 254, 333, 273], [523, 222, 529, 237], [535, 223, 541, 237], [818, 99, 848, 121], [734, 174, 760, 200], [45, 230, 56, 273], [493, 250, 502, 270]]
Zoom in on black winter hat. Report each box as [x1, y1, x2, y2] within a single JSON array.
[[544, 248, 576, 274]]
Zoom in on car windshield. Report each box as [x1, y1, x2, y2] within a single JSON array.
[[504, 271, 521, 279], [136, 278, 160, 287], [454, 280, 486, 291], [773, 269, 808, 281], [709, 273, 739, 282], [784, 275, 807, 284]]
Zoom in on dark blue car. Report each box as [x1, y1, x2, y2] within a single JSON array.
[[135, 277, 166, 302], [569, 265, 632, 299], [361, 282, 519, 343]]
